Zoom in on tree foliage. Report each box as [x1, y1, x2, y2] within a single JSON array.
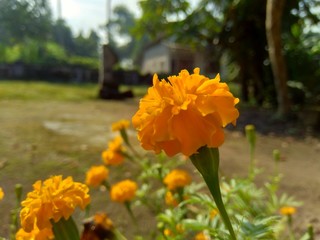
[[133, 0, 320, 107], [0, 0, 100, 68], [0, 0, 52, 45]]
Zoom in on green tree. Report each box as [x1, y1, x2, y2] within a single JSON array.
[[74, 30, 100, 58], [52, 19, 75, 54], [134, 0, 320, 109], [108, 5, 141, 66], [0, 0, 52, 45]]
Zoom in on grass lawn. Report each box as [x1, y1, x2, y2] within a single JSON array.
[[0, 80, 149, 101]]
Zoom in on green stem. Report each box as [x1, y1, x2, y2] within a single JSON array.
[[190, 147, 236, 240], [249, 145, 255, 180], [51, 216, 80, 240], [287, 215, 296, 240], [124, 201, 140, 235], [113, 228, 128, 240]]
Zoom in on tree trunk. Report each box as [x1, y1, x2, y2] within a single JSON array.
[[266, 0, 290, 116]]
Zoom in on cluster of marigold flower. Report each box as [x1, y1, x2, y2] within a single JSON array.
[[0, 68, 300, 239]]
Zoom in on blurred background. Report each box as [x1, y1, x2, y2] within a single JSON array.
[[0, 0, 319, 128], [1, 1, 320, 237]]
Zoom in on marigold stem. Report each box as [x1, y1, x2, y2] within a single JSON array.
[[51, 217, 80, 240], [190, 147, 237, 240]]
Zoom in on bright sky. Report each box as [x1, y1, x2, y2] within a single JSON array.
[[48, 0, 199, 42], [48, 0, 141, 41]]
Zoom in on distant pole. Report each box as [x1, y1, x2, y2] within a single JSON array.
[[57, 0, 62, 19], [106, 0, 112, 44]]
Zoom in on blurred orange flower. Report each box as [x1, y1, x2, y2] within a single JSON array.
[[0, 187, 4, 200], [93, 212, 113, 230], [110, 180, 137, 203], [132, 68, 239, 157], [210, 209, 219, 219], [164, 229, 172, 236], [165, 191, 179, 207], [194, 232, 210, 240], [111, 119, 130, 131], [102, 136, 125, 165], [19, 175, 90, 233], [280, 206, 297, 216], [163, 169, 191, 191], [85, 165, 109, 187]]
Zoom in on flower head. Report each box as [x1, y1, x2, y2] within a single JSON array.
[[132, 68, 239, 157], [165, 191, 179, 207], [163, 169, 191, 191], [0, 187, 4, 200], [194, 232, 210, 240], [93, 212, 113, 230], [280, 206, 297, 216], [20, 175, 90, 233], [110, 180, 137, 203], [102, 136, 125, 165], [85, 165, 109, 187], [111, 119, 130, 132], [82, 213, 114, 240], [16, 225, 54, 240]]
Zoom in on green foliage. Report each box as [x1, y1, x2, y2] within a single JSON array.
[[71, 123, 308, 239], [51, 19, 76, 54], [0, 0, 100, 68], [0, 0, 52, 45], [68, 56, 99, 69], [133, 0, 320, 108], [73, 31, 100, 58]]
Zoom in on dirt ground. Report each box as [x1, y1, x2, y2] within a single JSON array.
[[0, 99, 319, 238]]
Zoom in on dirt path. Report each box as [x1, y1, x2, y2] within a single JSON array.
[[0, 99, 319, 237]]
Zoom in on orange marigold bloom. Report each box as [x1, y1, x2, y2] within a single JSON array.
[[85, 165, 109, 187], [280, 206, 297, 216], [102, 136, 125, 165], [111, 119, 130, 131], [194, 232, 210, 240], [16, 225, 54, 240], [165, 191, 179, 207], [210, 209, 219, 219], [0, 187, 4, 200], [132, 68, 239, 157], [20, 175, 90, 233], [110, 180, 137, 203], [163, 169, 191, 191], [164, 229, 172, 236], [93, 212, 113, 230]]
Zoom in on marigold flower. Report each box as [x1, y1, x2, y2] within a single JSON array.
[[210, 209, 219, 219], [164, 229, 172, 236], [165, 191, 179, 207], [85, 165, 109, 187], [110, 179, 137, 203], [0, 187, 4, 200], [280, 206, 297, 216], [20, 175, 90, 233], [163, 169, 191, 191], [102, 136, 125, 165], [132, 68, 239, 157], [16, 225, 54, 240], [194, 232, 210, 240], [176, 223, 184, 233], [111, 119, 130, 131], [93, 212, 113, 230], [82, 213, 115, 240]]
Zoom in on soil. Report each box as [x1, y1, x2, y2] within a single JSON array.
[[0, 99, 319, 238]]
